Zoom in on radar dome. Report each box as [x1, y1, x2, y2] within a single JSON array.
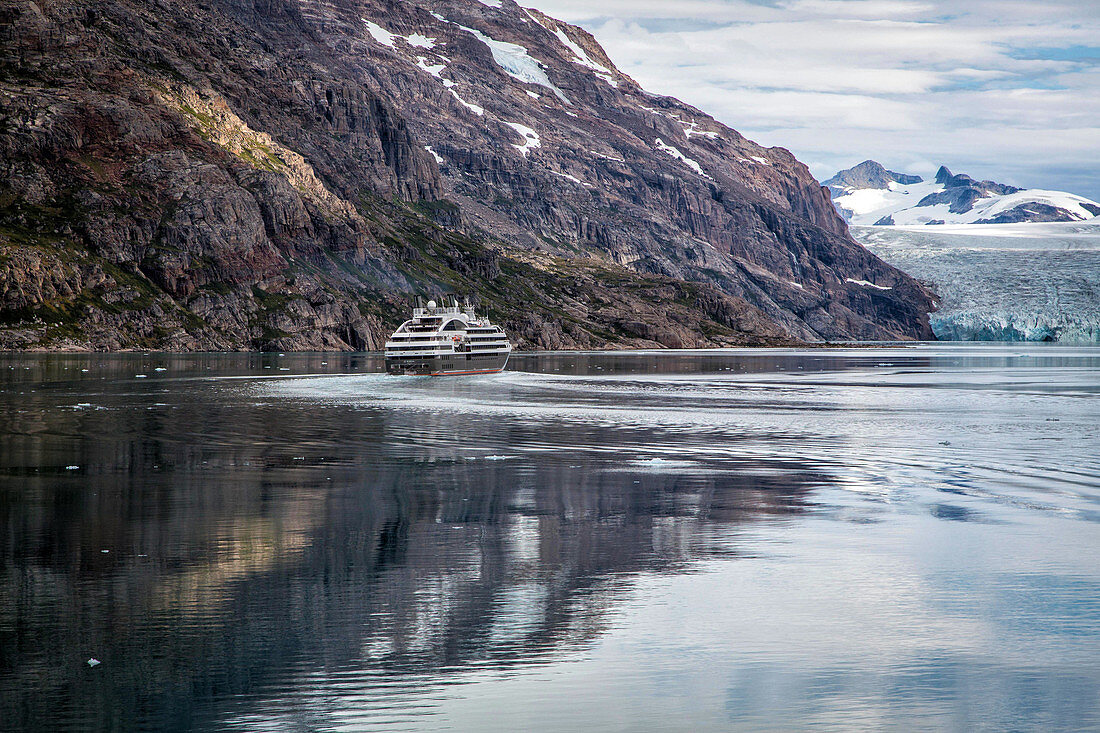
[[426, 300, 437, 309]]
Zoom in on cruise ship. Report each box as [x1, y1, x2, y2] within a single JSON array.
[[384, 298, 512, 376]]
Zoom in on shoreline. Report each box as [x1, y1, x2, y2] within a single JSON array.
[[7, 340, 1100, 357]]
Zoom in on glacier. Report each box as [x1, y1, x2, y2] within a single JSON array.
[[852, 221, 1100, 344]]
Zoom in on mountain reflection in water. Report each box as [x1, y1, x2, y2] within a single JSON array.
[[1, 346, 1098, 732]]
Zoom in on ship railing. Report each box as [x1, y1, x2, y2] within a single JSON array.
[[413, 306, 469, 317]]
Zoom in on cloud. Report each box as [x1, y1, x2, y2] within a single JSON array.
[[530, 0, 1100, 199]]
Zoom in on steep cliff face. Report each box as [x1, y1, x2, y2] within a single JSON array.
[[0, 0, 934, 351]]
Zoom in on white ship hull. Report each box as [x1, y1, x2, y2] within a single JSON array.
[[384, 298, 512, 377], [385, 350, 510, 376]]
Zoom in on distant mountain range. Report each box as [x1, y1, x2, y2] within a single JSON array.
[[824, 160, 1100, 226]]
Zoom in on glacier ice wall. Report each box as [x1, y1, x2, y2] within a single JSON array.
[[851, 222, 1100, 344]]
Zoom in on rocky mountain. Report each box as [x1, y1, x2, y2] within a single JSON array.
[[824, 160, 921, 194], [0, 0, 934, 351], [826, 161, 1100, 227]]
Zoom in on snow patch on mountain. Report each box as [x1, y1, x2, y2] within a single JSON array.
[[552, 170, 590, 187], [679, 119, 720, 140], [416, 57, 446, 77], [654, 138, 707, 177], [454, 24, 570, 104], [405, 33, 436, 49], [551, 27, 618, 87], [504, 122, 541, 156], [449, 89, 483, 116], [845, 278, 892, 290], [363, 20, 397, 48], [363, 20, 435, 51]]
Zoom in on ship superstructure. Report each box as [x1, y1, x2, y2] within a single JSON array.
[[384, 298, 512, 376]]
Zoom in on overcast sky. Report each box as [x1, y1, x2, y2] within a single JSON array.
[[529, 0, 1100, 199]]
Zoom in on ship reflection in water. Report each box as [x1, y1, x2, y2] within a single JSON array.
[[1, 346, 1099, 731]]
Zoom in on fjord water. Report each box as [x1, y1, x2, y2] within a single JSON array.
[[2, 346, 1098, 732]]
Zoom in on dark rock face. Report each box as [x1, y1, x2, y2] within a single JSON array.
[[916, 186, 986, 215], [974, 203, 1082, 225], [824, 160, 922, 197], [0, 0, 934, 350], [931, 166, 1020, 210]]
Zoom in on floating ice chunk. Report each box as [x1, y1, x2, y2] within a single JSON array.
[[87, 658, 101, 667], [134, 374, 147, 378], [449, 89, 484, 115], [101, 549, 109, 553], [654, 138, 707, 177], [504, 122, 540, 156], [363, 20, 397, 47], [65, 465, 79, 470], [846, 277, 893, 290], [424, 145, 444, 164], [483, 455, 512, 460], [455, 24, 570, 103], [154, 367, 166, 372]]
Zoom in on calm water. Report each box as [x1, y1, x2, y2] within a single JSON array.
[[1, 345, 1099, 732]]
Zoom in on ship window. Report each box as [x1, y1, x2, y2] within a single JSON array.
[[442, 320, 463, 331]]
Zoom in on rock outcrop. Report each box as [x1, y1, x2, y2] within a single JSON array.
[[823, 160, 922, 196], [0, 0, 935, 351]]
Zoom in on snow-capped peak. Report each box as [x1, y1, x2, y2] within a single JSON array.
[[826, 161, 1100, 226]]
